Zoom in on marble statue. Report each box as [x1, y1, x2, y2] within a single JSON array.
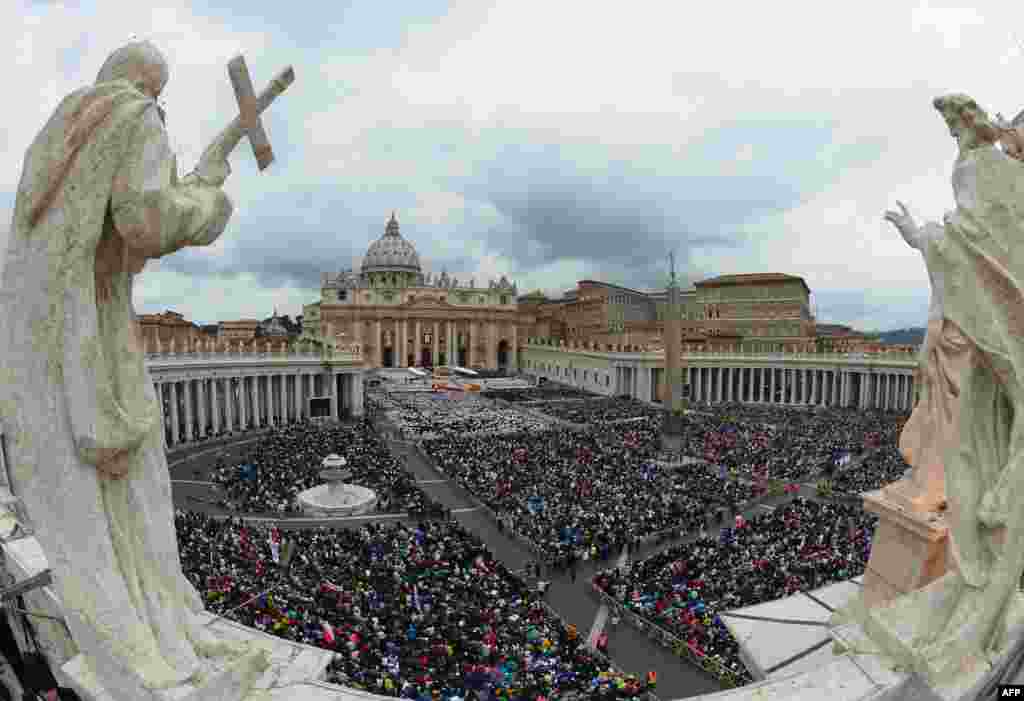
[[858, 94, 1024, 689], [0, 42, 287, 700], [883, 199, 969, 512]]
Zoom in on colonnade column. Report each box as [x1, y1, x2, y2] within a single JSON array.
[[329, 371, 338, 419], [199, 378, 208, 438], [352, 373, 364, 416], [170, 382, 180, 445], [210, 379, 219, 435], [155, 383, 167, 450], [182, 380, 193, 442], [224, 378, 234, 432]]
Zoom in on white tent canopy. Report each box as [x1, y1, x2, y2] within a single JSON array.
[[407, 367, 429, 377]]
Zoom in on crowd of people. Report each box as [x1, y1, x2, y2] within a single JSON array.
[[592, 498, 877, 684], [380, 393, 555, 440], [525, 397, 661, 425], [665, 404, 907, 482], [176, 510, 653, 700], [829, 444, 910, 495], [423, 419, 757, 562], [211, 420, 437, 515], [482, 387, 593, 403]]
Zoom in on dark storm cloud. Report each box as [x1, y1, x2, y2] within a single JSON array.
[[160, 184, 423, 288], [448, 118, 885, 291]]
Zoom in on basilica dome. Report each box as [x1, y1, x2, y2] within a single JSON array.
[[360, 213, 422, 274]]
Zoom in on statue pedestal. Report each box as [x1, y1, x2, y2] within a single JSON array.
[[861, 486, 949, 609]]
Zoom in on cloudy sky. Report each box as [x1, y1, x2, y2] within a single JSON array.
[[3, 1, 1022, 331]]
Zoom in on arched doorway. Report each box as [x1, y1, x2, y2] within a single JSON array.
[[420, 348, 431, 367], [497, 340, 509, 370], [439, 352, 447, 366], [457, 348, 467, 367], [382, 347, 394, 368]]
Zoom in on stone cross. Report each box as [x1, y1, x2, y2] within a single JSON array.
[[227, 54, 276, 170]]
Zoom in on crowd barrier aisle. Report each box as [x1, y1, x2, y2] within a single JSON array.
[[588, 584, 748, 689]]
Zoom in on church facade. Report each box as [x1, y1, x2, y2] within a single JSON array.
[[306, 214, 527, 370]]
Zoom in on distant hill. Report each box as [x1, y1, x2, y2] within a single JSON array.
[[874, 327, 926, 346]]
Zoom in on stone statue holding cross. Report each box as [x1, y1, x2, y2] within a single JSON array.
[[0, 41, 294, 701]]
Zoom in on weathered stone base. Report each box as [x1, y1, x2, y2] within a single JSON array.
[[860, 489, 948, 608], [62, 612, 336, 701]]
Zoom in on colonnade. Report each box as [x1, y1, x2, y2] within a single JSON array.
[[528, 357, 917, 413], [680, 366, 914, 411], [152, 368, 364, 449]]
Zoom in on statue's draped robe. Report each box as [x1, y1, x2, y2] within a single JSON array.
[[899, 144, 1024, 665], [0, 79, 252, 695]]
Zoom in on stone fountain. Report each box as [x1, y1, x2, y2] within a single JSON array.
[[296, 454, 377, 517]]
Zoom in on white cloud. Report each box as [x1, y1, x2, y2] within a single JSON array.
[[6, 0, 1024, 329]]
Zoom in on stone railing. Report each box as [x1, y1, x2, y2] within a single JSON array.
[[145, 344, 363, 364], [524, 342, 918, 367]]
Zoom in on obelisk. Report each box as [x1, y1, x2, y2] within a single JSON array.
[[661, 251, 687, 452]]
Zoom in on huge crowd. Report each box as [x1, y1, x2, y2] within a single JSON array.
[[593, 498, 877, 684], [380, 393, 555, 440], [664, 403, 907, 482], [176, 511, 653, 700], [525, 397, 662, 425], [211, 421, 437, 515], [182, 380, 914, 696], [423, 420, 757, 562], [829, 444, 910, 495]]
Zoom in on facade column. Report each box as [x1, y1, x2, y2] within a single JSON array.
[[511, 324, 518, 372], [169, 381, 180, 446], [447, 322, 455, 367], [353, 318, 362, 353], [769, 368, 775, 404], [489, 323, 497, 369], [836, 370, 843, 407], [695, 367, 702, 403], [291, 373, 299, 420], [415, 321, 422, 367], [398, 319, 407, 368], [375, 320, 383, 367], [432, 322, 440, 367]]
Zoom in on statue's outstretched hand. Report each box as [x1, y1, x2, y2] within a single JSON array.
[[884, 201, 920, 246], [191, 153, 232, 188]]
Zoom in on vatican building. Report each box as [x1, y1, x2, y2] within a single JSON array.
[[305, 213, 522, 370]]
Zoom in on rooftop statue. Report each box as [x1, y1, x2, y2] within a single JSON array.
[[856, 94, 1024, 690], [0, 41, 295, 701]]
